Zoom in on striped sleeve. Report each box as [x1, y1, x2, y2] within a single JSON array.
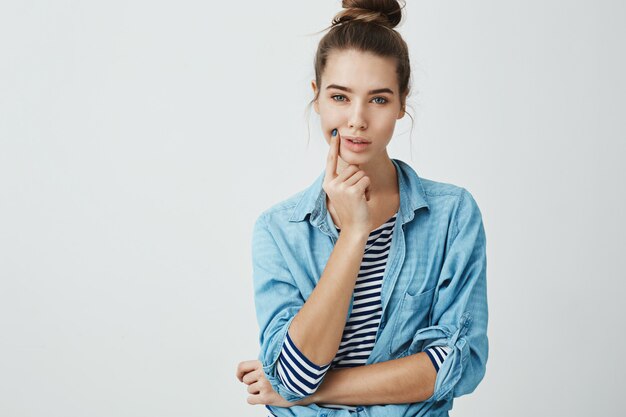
[[275, 329, 332, 396], [425, 345, 452, 372]]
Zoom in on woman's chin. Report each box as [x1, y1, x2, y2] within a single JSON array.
[[340, 153, 370, 165]]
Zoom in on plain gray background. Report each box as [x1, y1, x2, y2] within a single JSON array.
[[1, 1, 624, 416]]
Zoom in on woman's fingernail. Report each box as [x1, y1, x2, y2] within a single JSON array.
[[332, 129, 337, 137]]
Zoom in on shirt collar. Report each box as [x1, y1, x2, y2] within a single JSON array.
[[288, 158, 430, 230]]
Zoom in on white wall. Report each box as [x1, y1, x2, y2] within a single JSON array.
[[1, 1, 624, 416]]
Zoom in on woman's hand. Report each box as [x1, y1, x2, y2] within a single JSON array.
[[236, 359, 310, 407], [323, 129, 371, 235]]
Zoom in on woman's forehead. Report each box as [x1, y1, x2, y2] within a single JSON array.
[[322, 50, 398, 92]]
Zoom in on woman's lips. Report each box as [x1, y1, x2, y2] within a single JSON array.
[[342, 137, 371, 152], [342, 135, 371, 143]]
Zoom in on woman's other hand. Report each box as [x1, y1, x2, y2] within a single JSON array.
[[236, 359, 307, 407]]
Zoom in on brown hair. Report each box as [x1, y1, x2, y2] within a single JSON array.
[[305, 0, 415, 147]]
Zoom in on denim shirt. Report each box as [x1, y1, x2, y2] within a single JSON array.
[[251, 158, 488, 417]]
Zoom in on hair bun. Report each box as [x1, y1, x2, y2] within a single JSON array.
[[332, 0, 404, 29]]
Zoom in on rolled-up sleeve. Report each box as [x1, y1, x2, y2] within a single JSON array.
[[251, 213, 318, 403], [405, 188, 488, 402]]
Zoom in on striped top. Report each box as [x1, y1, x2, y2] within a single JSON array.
[[269, 211, 451, 414]]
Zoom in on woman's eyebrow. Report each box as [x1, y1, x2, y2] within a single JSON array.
[[326, 84, 394, 95]]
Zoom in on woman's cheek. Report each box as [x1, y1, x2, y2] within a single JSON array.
[[320, 117, 341, 143]]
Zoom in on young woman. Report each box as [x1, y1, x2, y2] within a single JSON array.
[[236, 1, 488, 416]]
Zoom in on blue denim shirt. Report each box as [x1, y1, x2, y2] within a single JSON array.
[[251, 158, 488, 417]]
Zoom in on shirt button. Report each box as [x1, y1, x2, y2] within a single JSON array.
[[356, 407, 364, 411], [320, 414, 327, 417]]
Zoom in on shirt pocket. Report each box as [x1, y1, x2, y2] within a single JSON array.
[[388, 286, 436, 356]]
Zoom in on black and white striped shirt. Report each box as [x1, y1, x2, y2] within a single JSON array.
[[271, 211, 450, 414]]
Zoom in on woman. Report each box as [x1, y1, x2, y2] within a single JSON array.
[[236, 1, 488, 416]]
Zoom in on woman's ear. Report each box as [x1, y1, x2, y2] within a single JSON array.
[[311, 80, 319, 114], [397, 92, 408, 119], [397, 104, 406, 119]]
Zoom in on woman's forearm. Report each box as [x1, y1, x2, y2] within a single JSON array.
[[298, 352, 437, 405], [287, 230, 369, 365]]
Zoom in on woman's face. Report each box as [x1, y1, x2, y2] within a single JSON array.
[[312, 49, 406, 168]]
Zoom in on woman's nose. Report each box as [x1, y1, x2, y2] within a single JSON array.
[[349, 106, 367, 130]]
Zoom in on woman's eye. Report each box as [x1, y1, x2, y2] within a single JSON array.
[[330, 95, 388, 104]]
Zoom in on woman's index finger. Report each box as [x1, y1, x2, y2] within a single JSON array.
[[325, 129, 339, 181]]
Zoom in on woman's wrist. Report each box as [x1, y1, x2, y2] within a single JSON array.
[[294, 391, 320, 406], [338, 228, 370, 244]]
